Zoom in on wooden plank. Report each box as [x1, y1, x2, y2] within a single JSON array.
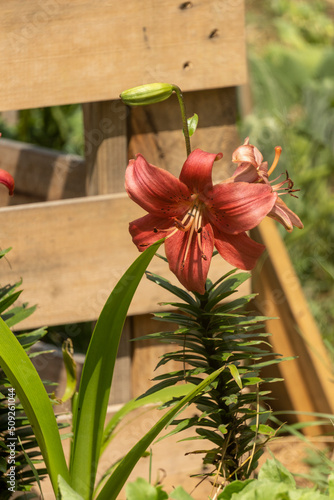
[[0, 0, 247, 111], [83, 100, 128, 195], [0, 138, 85, 204], [252, 218, 334, 429], [0, 194, 250, 330]]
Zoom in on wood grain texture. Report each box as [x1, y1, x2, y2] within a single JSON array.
[[83, 100, 128, 195], [0, 193, 250, 330], [0, 138, 85, 204], [0, 0, 247, 111], [252, 218, 334, 429]]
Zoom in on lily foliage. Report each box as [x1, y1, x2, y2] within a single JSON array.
[[137, 267, 284, 482]]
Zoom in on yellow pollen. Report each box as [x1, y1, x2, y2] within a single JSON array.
[[267, 146, 282, 177]]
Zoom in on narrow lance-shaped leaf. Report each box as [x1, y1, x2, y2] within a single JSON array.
[[69, 240, 163, 499], [187, 113, 198, 137], [227, 364, 243, 390], [58, 476, 84, 500], [0, 318, 69, 495], [96, 365, 225, 500], [101, 384, 195, 456]]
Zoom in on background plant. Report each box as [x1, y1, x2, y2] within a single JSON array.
[[242, 0, 334, 350]]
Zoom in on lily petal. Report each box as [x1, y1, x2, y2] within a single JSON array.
[[0, 169, 14, 195], [232, 144, 263, 168], [231, 163, 259, 183], [207, 182, 277, 234], [129, 213, 174, 251], [214, 228, 265, 270], [125, 154, 190, 217], [165, 222, 214, 294], [179, 149, 223, 193], [268, 197, 304, 232]]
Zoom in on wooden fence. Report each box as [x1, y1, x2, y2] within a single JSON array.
[[0, 0, 333, 495]]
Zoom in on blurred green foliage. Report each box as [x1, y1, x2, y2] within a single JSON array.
[[0, 105, 83, 155], [243, 0, 334, 348]]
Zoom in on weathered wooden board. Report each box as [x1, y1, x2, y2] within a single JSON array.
[[0, 0, 247, 111], [0, 193, 250, 330], [252, 218, 334, 428], [83, 99, 128, 195], [0, 138, 85, 204]]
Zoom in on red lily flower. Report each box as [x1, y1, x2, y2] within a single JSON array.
[[0, 168, 14, 196], [125, 149, 277, 294], [232, 138, 303, 232]]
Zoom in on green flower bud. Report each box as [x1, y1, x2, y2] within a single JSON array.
[[120, 83, 174, 106]]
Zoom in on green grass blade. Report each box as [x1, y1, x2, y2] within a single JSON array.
[[70, 240, 163, 499], [0, 318, 69, 495], [96, 366, 225, 500]]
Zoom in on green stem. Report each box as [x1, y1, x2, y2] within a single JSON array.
[[172, 85, 191, 157]]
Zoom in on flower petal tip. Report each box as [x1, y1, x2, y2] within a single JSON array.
[[0, 169, 14, 196]]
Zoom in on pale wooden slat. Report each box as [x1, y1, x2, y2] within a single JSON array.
[[252, 218, 334, 427], [0, 138, 85, 203], [0, 0, 247, 111], [0, 194, 249, 330], [83, 100, 128, 195]]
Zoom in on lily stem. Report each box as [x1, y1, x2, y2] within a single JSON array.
[[172, 85, 191, 157]]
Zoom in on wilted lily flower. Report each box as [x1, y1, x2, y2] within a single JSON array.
[[126, 149, 277, 294], [232, 138, 303, 232], [0, 168, 14, 196]]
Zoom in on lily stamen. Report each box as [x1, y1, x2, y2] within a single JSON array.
[[271, 171, 300, 198], [267, 146, 282, 177]]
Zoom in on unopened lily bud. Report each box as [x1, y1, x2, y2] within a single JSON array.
[[0, 169, 14, 195], [120, 83, 174, 106]]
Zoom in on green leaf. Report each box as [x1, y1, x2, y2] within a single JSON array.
[[227, 363, 243, 389], [258, 458, 295, 487], [2, 304, 37, 327], [101, 384, 195, 455], [18, 436, 44, 499], [205, 273, 251, 310], [60, 339, 77, 403], [69, 240, 163, 499], [146, 272, 197, 306], [0, 318, 69, 495], [0, 247, 12, 259], [169, 485, 195, 499], [58, 475, 84, 500], [16, 327, 48, 349], [187, 113, 198, 137], [126, 477, 168, 500], [218, 424, 228, 434], [96, 366, 225, 500], [218, 479, 253, 499], [0, 290, 22, 314], [250, 424, 276, 436], [328, 472, 334, 498]]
